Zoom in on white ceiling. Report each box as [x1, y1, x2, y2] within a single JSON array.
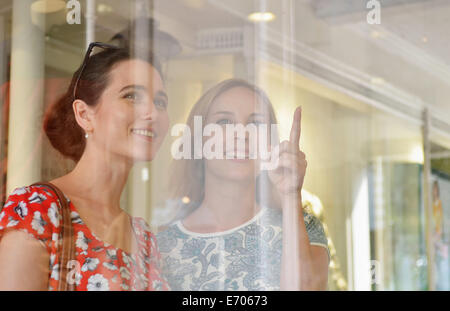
[[380, 0, 450, 67], [1, 0, 449, 124]]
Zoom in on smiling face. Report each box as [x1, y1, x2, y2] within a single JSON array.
[[86, 59, 169, 162], [203, 86, 272, 182]]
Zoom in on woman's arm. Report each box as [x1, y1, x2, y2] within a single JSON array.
[[280, 193, 328, 290], [269, 107, 329, 290], [0, 230, 49, 290]]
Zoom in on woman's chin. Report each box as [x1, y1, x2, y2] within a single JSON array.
[[215, 168, 256, 182], [132, 151, 157, 162]]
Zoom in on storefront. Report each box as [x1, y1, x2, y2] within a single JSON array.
[[0, 0, 449, 291]]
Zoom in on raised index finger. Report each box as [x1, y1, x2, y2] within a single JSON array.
[[289, 106, 302, 146]]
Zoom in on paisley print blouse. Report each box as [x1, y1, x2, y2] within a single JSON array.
[[156, 206, 329, 291]]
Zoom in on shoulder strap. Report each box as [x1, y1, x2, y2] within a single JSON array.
[[31, 181, 76, 291]]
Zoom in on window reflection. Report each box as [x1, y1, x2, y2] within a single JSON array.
[[0, 0, 449, 291]]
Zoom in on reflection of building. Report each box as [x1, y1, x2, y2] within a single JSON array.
[[431, 172, 450, 290], [0, 0, 449, 291]]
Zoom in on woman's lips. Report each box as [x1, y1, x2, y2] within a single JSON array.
[[131, 128, 157, 142]]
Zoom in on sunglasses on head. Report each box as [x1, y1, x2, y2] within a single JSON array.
[[72, 42, 121, 101]]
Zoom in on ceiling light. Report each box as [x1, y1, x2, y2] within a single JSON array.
[[30, 0, 66, 33], [97, 3, 113, 14], [371, 77, 385, 85], [31, 0, 66, 14], [248, 12, 276, 22]]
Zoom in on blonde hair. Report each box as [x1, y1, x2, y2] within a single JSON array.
[[169, 78, 280, 210]]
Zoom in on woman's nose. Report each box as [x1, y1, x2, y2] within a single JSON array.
[[139, 100, 159, 120]]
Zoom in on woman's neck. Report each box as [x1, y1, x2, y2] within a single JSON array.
[[52, 145, 138, 253], [186, 172, 260, 232], [56, 144, 132, 211]]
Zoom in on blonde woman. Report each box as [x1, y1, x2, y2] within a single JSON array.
[[157, 79, 329, 290]]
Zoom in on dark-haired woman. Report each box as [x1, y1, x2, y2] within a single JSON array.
[[0, 44, 169, 290]]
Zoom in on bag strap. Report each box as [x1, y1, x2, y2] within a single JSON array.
[[31, 181, 75, 291]]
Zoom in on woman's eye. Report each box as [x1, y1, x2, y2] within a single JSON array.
[[123, 92, 141, 102], [154, 98, 168, 109], [249, 120, 263, 125], [216, 118, 233, 125]]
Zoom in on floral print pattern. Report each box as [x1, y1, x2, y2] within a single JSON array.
[[0, 185, 168, 291], [156, 207, 329, 291]]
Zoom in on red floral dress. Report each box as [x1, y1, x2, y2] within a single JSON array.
[[0, 185, 168, 291]]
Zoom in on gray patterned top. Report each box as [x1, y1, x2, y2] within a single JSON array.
[[156, 207, 328, 291]]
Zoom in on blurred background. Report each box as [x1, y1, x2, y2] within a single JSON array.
[[0, 0, 449, 290]]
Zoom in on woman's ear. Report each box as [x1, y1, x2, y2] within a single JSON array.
[[73, 100, 94, 133]]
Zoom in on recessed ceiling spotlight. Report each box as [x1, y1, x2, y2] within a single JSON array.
[[97, 3, 113, 14], [248, 12, 276, 22], [30, 0, 66, 32], [422, 36, 428, 43], [371, 77, 385, 85], [31, 0, 66, 14]]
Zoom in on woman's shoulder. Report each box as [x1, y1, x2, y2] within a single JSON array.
[[300, 210, 329, 258], [2, 184, 61, 216], [6, 184, 60, 201], [0, 184, 62, 253], [261, 205, 320, 223], [263, 206, 328, 244]]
